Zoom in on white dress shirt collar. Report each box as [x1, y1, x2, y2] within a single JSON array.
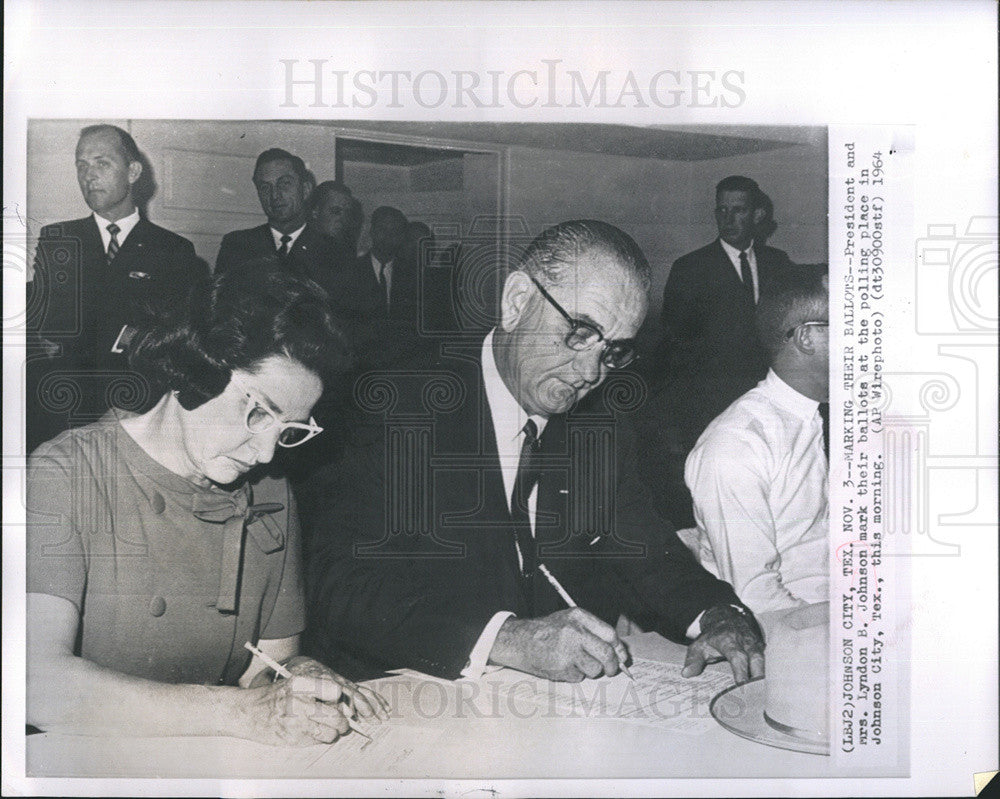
[[270, 223, 306, 251], [760, 368, 821, 421], [369, 252, 394, 300], [94, 208, 140, 251], [718, 236, 755, 263], [480, 329, 548, 506]]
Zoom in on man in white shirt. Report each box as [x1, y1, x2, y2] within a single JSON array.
[[303, 220, 765, 686], [685, 266, 830, 613], [27, 124, 204, 452]]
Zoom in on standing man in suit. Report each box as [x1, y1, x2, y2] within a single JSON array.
[[301, 220, 764, 685], [27, 124, 205, 453], [633, 177, 794, 531], [308, 180, 356, 256], [659, 175, 794, 432], [215, 148, 338, 284], [353, 205, 424, 367], [362, 206, 412, 319]]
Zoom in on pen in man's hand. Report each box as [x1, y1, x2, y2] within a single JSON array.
[[244, 641, 373, 742], [537, 564, 635, 680]]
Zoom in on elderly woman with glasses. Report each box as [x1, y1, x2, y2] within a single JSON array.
[[26, 264, 387, 746]]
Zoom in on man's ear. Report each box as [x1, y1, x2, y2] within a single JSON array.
[[127, 160, 142, 186], [792, 323, 819, 355], [752, 206, 766, 226], [499, 270, 535, 333]]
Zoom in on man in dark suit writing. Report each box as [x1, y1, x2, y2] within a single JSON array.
[[302, 220, 764, 684], [27, 124, 205, 452]]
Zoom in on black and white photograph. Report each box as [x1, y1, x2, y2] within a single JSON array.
[[3, 1, 996, 796]]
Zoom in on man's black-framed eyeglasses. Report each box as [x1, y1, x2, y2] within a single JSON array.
[[528, 275, 637, 369], [785, 320, 829, 339]]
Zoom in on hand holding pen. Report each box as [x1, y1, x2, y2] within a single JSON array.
[[487, 565, 635, 683], [244, 642, 389, 745], [538, 563, 634, 680]]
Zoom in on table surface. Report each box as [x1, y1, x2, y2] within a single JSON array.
[[26, 633, 843, 780]]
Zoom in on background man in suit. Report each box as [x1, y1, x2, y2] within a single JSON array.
[[684, 266, 830, 614], [659, 175, 794, 429], [301, 219, 764, 685], [27, 124, 205, 453], [215, 148, 336, 282], [352, 205, 425, 367], [308, 181, 356, 254], [632, 176, 794, 531], [363, 205, 411, 317]]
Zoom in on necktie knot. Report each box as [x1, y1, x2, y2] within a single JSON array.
[[107, 223, 120, 237], [277, 234, 292, 258], [522, 419, 541, 452]]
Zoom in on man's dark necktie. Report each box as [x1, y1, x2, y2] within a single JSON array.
[[378, 261, 390, 314], [277, 234, 292, 260], [818, 402, 830, 461], [739, 250, 754, 302], [106, 223, 121, 266], [511, 419, 541, 578]]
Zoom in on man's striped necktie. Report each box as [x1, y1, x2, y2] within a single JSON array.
[[106, 222, 121, 266]]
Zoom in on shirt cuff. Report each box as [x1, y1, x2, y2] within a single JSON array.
[[686, 610, 705, 640], [460, 611, 515, 679]]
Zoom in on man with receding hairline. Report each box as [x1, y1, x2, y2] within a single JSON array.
[[215, 147, 328, 278], [303, 219, 765, 687], [27, 124, 205, 453]]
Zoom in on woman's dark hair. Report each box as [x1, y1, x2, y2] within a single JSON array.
[[130, 260, 352, 410]]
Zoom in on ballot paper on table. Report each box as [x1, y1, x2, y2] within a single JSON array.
[[27, 716, 441, 779], [496, 658, 735, 734], [289, 717, 430, 774]]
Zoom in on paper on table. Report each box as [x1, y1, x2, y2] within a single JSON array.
[[26, 720, 430, 779], [502, 658, 734, 734], [296, 718, 423, 773]]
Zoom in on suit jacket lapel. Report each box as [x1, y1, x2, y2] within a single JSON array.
[[76, 216, 106, 273], [292, 226, 316, 259], [112, 217, 149, 271], [436, 346, 527, 598], [712, 239, 739, 288]]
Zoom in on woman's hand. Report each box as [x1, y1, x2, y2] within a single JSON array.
[[235, 656, 389, 747], [281, 656, 391, 723]]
